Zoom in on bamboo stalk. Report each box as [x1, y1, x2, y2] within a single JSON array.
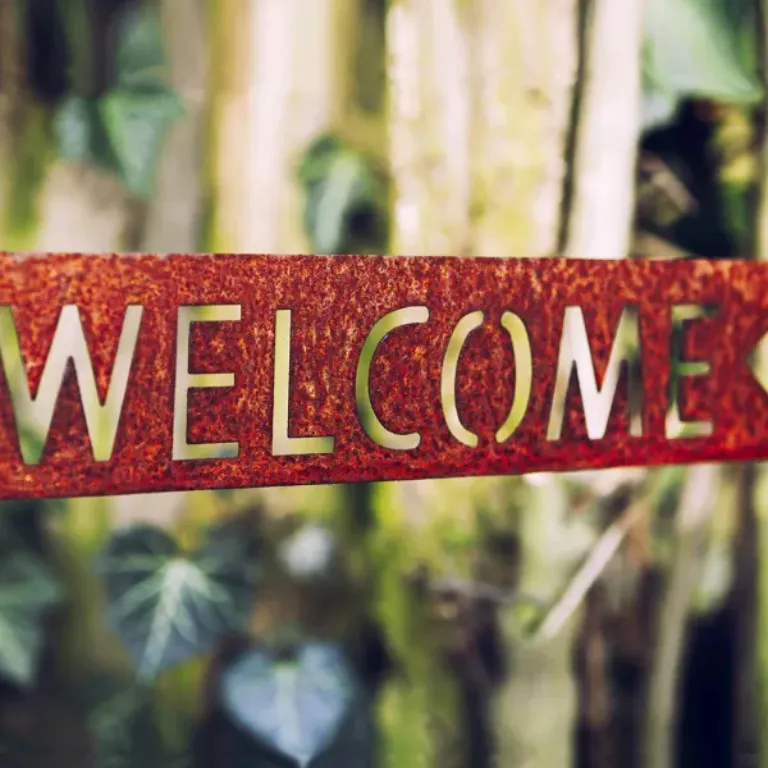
[[384, 3, 594, 767], [490, 1, 644, 766], [641, 465, 720, 768]]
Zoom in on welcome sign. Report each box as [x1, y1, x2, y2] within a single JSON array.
[[1, 251, 768, 500]]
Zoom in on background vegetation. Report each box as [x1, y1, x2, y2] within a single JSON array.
[[0, 0, 767, 767]]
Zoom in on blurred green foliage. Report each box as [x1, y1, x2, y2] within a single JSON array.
[[52, 3, 182, 197], [298, 135, 388, 255], [1, 0, 767, 766], [642, 0, 761, 129]]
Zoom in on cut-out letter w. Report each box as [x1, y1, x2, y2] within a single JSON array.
[[0, 305, 143, 464]]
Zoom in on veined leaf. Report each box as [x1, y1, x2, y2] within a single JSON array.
[[221, 642, 359, 767], [114, 5, 169, 90], [53, 95, 95, 162], [85, 677, 189, 768], [99, 88, 183, 198], [96, 521, 258, 681], [0, 553, 62, 687], [89, 684, 150, 768], [298, 135, 388, 255], [51, 3, 182, 197], [101, 4, 181, 198]]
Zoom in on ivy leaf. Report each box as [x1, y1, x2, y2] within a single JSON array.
[[0, 552, 62, 687], [53, 88, 182, 197], [105, 3, 182, 197], [96, 521, 258, 682], [99, 88, 183, 198], [114, 4, 169, 90], [53, 95, 95, 162], [298, 135, 388, 255], [221, 642, 362, 767], [83, 675, 189, 768], [51, 4, 182, 197], [89, 684, 153, 768], [643, 0, 762, 106]]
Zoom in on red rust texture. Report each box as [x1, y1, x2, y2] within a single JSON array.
[[1, 251, 768, 500]]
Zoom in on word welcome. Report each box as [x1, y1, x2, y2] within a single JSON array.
[[1, 252, 767, 500]]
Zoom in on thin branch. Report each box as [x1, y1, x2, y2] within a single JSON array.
[[537, 493, 650, 640], [424, 575, 547, 608], [641, 464, 719, 768]]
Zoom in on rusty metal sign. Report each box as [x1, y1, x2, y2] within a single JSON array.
[[1, 251, 768, 500]]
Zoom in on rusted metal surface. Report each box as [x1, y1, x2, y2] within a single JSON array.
[[1, 251, 768, 500]]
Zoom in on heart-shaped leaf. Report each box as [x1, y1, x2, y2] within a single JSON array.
[[53, 95, 96, 162], [0, 552, 62, 686], [51, 3, 182, 197], [89, 684, 151, 768], [96, 520, 258, 681], [113, 5, 169, 90], [53, 87, 182, 197], [99, 87, 183, 198], [298, 135, 387, 255], [83, 674, 189, 768], [221, 642, 358, 767]]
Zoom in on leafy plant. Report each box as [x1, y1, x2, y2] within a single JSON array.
[[88, 682, 160, 768], [95, 519, 260, 682], [221, 641, 372, 768], [83, 673, 190, 768], [641, 0, 762, 131], [0, 492, 64, 688], [0, 546, 62, 687], [52, 2, 182, 197], [298, 135, 388, 255]]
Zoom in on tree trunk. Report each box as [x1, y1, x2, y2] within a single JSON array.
[[386, 2, 644, 768], [211, 0, 359, 254], [387, 2, 574, 767]]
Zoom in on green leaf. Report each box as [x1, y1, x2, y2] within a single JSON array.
[[114, 5, 169, 90], [298, 135, 388, 255], [99, 88, 183, 198], [51, 4, 182, 197], [53, 95, 118, 173], [96, 521, 258, 681], [643, 0, 762, 105], [89, 684, 152, 768], [85, 676, 189, 768], [53, 88, 183, 198], [221, 642, 363, 767], [0, 552, 62, 687], [53, 95, 97, 162]]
